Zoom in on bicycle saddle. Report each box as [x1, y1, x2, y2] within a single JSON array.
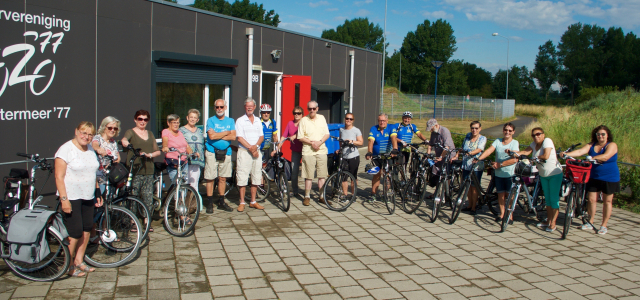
[[154, 162, 167, 172], [9, 169, 28, 179]]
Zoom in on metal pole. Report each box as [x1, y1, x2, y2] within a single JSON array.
[[442, 95, 444, 120], [399, 56, 402, 92], [419, 94, 422, 119], [381, 0, 387, 110], [494, 99, 497, 120], [433, 68, 438, 119], [480, 97, 482, 120], [391, 93, 394, 119], [506, 39, 509, 100]]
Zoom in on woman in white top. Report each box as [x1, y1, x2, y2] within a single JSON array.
[[511, 127, 563, 232], [55, 121, 103, 277]]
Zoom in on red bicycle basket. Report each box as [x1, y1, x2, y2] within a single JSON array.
[[565, 159, 592, 184]]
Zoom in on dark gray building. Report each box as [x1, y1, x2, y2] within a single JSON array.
[[0, 0, 382, 168]]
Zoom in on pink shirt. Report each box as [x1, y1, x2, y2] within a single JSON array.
[[162, 129, 188, 161], [283, 121, 302, 152]]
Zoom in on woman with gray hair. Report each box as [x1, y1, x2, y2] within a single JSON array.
[[179, 109, 205, 197], [92, 116, 121, 189]]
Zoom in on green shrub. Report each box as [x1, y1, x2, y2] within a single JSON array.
[[620, 165, 640, 202], [575, 86, 618, 105]]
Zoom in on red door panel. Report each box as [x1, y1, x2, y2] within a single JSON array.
[[281, 75, 311, 161]]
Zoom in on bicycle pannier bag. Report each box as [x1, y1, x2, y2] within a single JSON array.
[[565, 159, 591, 184], [108, 163, 128, 187], [6, 209, 61, 264]]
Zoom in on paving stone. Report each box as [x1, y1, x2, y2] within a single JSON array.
[[147, 288, 180, 300]]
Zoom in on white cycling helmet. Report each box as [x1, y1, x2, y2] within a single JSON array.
[[402, 111, 413, 118], [365, 164, 380, 175], [260, 104, 272, 112]]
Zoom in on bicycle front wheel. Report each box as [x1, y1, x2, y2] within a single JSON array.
[[382, 174, 396, 215], [501, 186, 519, 233], [163, 185, 201, 237], [113, 196, 151, 241], [402, 175, 425, 214], [323, 171, 357, 212], [85, 206, 142, 268], [4, 226, 71, 282], [428, 182, 443, 223], [449, 181, 469, 224], [561, 190, 575, 239], [245, 172, 270, 202], [277, 171, 291, 212]]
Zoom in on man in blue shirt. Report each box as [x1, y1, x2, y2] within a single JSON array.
[[204, 99, 235, 213], [365, 113, 394, 202], [391, 111, 427, 166]]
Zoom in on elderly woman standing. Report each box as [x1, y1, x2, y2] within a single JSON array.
[[281, 106, 304, 196], [55, 121, 103, 277], [162, 114, 193, 181], [460, 121, 487, 215], [511, 127, 563, 232], [564, 125, 620, 235], [476, 122, 519, 224], [121, 110, 160, 232], [179, 109, 205, 206], [92, 116, 121, 191]]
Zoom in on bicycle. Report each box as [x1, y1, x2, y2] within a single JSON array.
[[455, 157, 500, 220], [500, 152, 545, 232], [161, 148, 201, 236], [401, 143, 434, 214], [3, 153, 53, 211], [560, 148, 597, 239], [322, 137, 358, 212], [264, 141, 291, 212], [0, 153, 70, 282], [82, 155, 144, 268], [370, 153, 404, 214], [425, 143, 459, 223]]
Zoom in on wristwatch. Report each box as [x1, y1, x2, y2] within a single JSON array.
[[61, 196, 68, 201]]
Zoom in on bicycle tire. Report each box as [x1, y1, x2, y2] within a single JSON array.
[[4, 226, 71, 282], [85, 206, 142, 268], [561, 190, 575, 239], [449, 181, 468, 224], [486, 194, 499, 216], [113, 196, 151, 241], [501, 186, 518, 233], [163, 185, 201, 237], [323, 171, 357, 212], [382, 174, 396, 215], [242, 172, 270, 202], [402, 175, 425, 214], [277, 171, 291, 212], [428, 182, 442, 223]]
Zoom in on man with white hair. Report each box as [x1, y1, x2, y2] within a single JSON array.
[[205, 99, 235, 213], [235, 97, 265, 212], [297, 100, 330, 206]]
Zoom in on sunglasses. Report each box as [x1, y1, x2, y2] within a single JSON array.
[[531, 132, 543, 137], [504, 129, 514, 132], [293, 112, 303, 115], [136, 117, 148, 122], [596, 133, 607, 136], [345, 118, 354, 121], [262, 112, 271, 114], [470, 127, 480, 130], [106, 126, 118, 131], [215, 106, 225, 109], [308, 107, 318, 111]]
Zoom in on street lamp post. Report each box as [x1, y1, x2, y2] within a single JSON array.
[[431, 61, 443, 119], [492, 33, 510, 100]]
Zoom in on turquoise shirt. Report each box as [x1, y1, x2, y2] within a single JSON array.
[[492, 138, 520, 178], [206, 116, 235, 155]]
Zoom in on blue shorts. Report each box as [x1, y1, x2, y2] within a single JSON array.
[[462, 170, 483, 182], [494, 176, 514, 194]]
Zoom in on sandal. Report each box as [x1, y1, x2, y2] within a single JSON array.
[[148, 227, 154, 233], [598, 226, 608, 235], [184, 218, 193, 226], [77, 262, 96, 273], [68, 266, 86, 277], [581, 223, 593, 230]]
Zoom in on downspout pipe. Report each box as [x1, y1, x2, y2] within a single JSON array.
[[349, 50, 355, 113], [247, 28, 254, 98]]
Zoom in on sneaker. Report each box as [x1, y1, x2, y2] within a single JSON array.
[[367, 194, 378, 203], [495, 216, 502, 223], [461, 207, 472, 212], [205, 200, 214, 214], [508, 219, 514, 225], [218, 202, 233, 212], [536, 222, 549, 229], [470, 209, 477, 216], [546, 226, 556, 232], [581, 223, 593, 230], [597, 226, 608, 235], [249, 202, 264, 210], [237, 204, 246, 212], [303, 197, 311, 206]]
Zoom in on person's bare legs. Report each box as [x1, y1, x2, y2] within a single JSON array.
[[372, 173, 381, 194], [239, 186, 247, 205], [250, 185, 257, 203], [206, 179, 215, 197], [468, 186, 478, 210], [547, 207, 559, 228], [74, 232, 91, 266], [318, 178, 325, 193], [305, 179, 313, 197], [498, 192, 507, 219], [601, 193, 613, 227], [218, 177, 226, 197], [587, 191, 598, 224]]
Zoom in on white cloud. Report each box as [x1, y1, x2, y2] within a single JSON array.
[[355, 9, 371, 16], [309, 1, 330, 8], [280, 18, 333, 34], [326, 7, 340, 11], [334, 16, 348, 21], [421, 10, 454, 19], [354, 0, 373, 6]]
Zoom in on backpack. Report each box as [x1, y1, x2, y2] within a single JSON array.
[[6, 209, 68, 264]]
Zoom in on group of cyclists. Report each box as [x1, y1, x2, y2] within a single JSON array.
[[42, 99, 620, 278]]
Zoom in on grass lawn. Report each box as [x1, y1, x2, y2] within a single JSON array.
[[387, 118, 513, 143]]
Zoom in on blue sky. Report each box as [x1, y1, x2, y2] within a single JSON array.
[[177, 0, 640, 75]]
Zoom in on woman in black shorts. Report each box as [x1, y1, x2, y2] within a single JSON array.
[[339, 113, 364, 195], [55, 121, 103, 277]]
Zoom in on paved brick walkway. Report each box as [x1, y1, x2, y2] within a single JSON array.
[[1, 152, 640, 299]]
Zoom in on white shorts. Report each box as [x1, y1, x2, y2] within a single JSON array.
[[204, 151, 232, 180], [236, 148, 262, 187]]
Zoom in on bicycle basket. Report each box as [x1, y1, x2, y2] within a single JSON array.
[[514, 161, 534, 177], [565, 159, 591, 184], [107, 163, 128, 187]]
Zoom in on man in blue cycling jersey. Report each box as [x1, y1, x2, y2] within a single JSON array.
[[391, 111, 427, 165], [365, 113, 394, 202], [259, 104, 278, 161]]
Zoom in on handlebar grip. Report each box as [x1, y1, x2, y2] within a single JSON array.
[[17, 153, 31, 158], [169, 147, 177, 152]]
